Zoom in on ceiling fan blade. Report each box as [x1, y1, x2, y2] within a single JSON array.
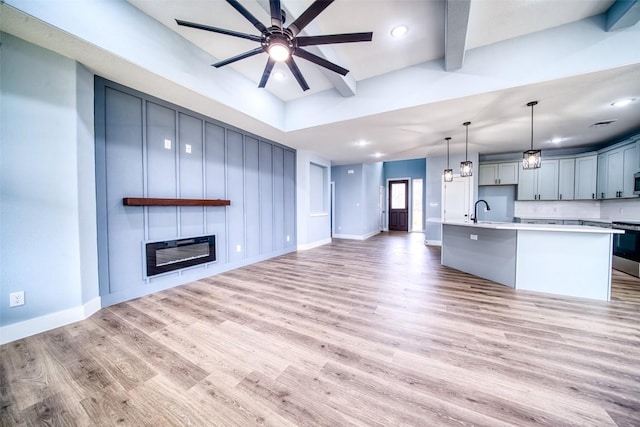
[[213, 47, 264, 68], [226, 0, 268, 34], [296, 32, 373, 46], [293, 48, 348, 76], [269, 0, 282, 28], [259, 58, 276, 88], [285, 57, 310, 91], [288, 0, 334, 37], [176, 19, 262, 42]]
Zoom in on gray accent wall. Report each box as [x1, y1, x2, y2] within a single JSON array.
[[95, 78, 296, 306]]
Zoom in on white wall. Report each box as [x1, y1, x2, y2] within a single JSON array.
[[0, 33, 99, 341], [296, 150, 332, 250]]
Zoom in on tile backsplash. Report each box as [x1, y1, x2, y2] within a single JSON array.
[[600, 199, 640, 221], [514, 200, 601, 219], [515, 198, 640, 221]]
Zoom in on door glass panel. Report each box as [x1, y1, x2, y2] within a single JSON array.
[[391, 182, 406, 209]]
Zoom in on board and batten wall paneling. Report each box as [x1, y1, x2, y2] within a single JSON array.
[[95, 77, 296, 307], [103, 87, 144, 295], [204, 122, 227, 265], [284, 149, 296, 248], [260, 141, 275, 253], [245, 137, 261, 258]]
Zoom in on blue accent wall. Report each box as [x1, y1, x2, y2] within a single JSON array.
[[383, 158, 426, 182]]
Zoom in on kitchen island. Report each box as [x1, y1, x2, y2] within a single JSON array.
[[441, 221, 624, 301]]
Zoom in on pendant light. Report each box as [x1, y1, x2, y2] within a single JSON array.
[[443, 137, 453, 182], [460, 121, 473, 177], [522, 101, 541, 169]]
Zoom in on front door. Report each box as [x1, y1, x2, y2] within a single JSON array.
[[388, 180, 409, 231]]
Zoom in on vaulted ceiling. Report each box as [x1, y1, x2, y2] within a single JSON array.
[[2, 0, 640, 164]]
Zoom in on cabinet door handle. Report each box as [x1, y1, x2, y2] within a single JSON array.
[[601, 192, 605, 199], [559, 194, 562, 200], [592, 193, 595, 199], [498, 179, 501, 184]]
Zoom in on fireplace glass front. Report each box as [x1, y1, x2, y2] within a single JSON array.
[[145, 235, 216, 277]]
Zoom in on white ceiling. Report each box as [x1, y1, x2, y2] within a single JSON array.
[[3, 0, 640, 165]]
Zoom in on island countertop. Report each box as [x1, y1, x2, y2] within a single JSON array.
[[441, 221, 620, 301], [442, 220, 624, 234]]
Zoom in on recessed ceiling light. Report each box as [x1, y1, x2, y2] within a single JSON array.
[[611, 98, 635, 107], [356, 139, 368, 147], [273, 71, 285, 81], [391, 25, 408, 38], [373, 152, 383, 158], [550, 137, 563, 144]]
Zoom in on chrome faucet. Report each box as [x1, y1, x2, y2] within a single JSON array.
[[472, 199, 491, 223]]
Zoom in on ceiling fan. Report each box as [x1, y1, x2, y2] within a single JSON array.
[[176, 0, 373, 91]]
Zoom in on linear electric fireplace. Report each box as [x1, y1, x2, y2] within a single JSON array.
[[145, 235, 216, 277]]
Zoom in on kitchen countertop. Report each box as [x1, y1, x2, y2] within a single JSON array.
[[442, 220, 624, 234]]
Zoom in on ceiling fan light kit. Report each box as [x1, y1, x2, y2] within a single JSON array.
[[176, 0, 373, 91], [460, 122, 473, 177], [522, 101, 542, 170]]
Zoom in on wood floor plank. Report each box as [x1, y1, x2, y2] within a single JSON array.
[[2, 232, 640, 425]]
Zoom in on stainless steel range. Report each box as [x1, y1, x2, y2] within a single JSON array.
[[612, 221, 640, 277]]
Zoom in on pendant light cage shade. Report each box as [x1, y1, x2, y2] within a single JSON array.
[[460, 161, 473, 177], [444, 169, 454, 182], [443, 137, 454, 182], [522, 149, 541, 169], [460, 122, 473, 177], [522, 101, 541, 170]]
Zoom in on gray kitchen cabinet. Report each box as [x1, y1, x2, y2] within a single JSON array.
[[558, 158, 575, 200], [574, 154, 597, 200], [518, 159, 559, 200], [597, 142, 639, 199], [479, 162, 519, 185]]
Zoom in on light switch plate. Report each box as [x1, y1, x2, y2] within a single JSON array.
[[164, 139, 171, 150], [470, 234, 478, 240]]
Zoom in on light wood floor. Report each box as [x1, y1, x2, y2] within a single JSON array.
[[2, 232, 640, 426]]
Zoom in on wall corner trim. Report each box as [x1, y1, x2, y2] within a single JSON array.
[[0, 297, 102, 345]]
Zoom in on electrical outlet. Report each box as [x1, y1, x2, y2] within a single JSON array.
[[286, 235, 290, 242], [9, 291, 25, 307], [236, 244, 242, 253]]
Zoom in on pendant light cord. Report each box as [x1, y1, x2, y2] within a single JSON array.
[[527, 101, 538, 150], [463, 121, 471, 160]]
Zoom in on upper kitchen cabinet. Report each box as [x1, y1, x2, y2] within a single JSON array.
[[574, 154, 598, 200], [597, 141, 639, 199], [478, 162, 519, 186], [558, 158, 575, 200], [517, 159, 559, 200]]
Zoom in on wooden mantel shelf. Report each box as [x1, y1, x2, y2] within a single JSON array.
[[123, 197, 230, 207]]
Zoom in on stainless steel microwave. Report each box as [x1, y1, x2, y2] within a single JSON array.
[[635, 172, 640, 195]]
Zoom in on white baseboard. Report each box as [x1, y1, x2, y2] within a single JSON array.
[[1, 296, 102, 345], [425, 240, 442, 246], [297, 238, 332, 251], [333, 230, 381, 240]]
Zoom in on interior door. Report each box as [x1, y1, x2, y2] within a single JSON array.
[[442, 176, 472, 222], [388, 180, 409, 231]]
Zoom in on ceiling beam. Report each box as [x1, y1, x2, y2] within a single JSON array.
[[256, 0, 356, 97], [444, 0, 471, 71], [606, 0, 640, 31]]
